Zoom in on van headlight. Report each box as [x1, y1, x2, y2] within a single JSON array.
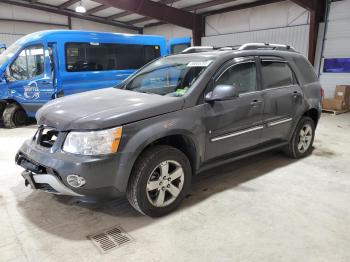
[[63, 127, 122, 155]]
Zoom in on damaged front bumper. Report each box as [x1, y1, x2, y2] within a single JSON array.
[[21, 169, 83, 196]]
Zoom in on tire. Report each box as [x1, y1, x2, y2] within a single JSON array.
[[127, 145, 192, 217], [0, 102, 5, 121], [3, 104, 28, 128], [284, 116, 315, 159]]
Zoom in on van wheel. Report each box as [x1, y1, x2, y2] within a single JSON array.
[[284, 116, 315, 158], [3, 104, 28, 128], [127, 145, 192, 217], [0, 102, 5, 121]]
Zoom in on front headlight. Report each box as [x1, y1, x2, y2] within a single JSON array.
[[63, 126, 122, 155]]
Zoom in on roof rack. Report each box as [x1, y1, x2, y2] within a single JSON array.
[[181, 46, 215, 54], [181, 46, 238, 54], [181, 43, 297, 54], [238, 43, 296, 52]]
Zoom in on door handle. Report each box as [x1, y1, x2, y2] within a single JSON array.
[[250, 99, 262, 106], [38, 80, 52, 85], [292, 91, 302, 98]]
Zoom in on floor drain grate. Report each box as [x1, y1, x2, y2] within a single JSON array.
[[88, 226, 133, 253]]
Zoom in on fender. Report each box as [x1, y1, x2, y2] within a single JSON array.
[[113, 108, 206, 192]]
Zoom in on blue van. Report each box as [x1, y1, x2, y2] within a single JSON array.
[[167, 37, 191, 54], [0, 30, 189, 128]]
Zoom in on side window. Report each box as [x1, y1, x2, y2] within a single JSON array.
[[171, 43, 190, 54], [9, 45, 44, 81], [65, 43, 161, 72], [261, 61, 295, 89], [216, 62, 257, 94]]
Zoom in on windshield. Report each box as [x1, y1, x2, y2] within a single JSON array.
[[0, 44, 20, 68], [123, 55, 215, 97]]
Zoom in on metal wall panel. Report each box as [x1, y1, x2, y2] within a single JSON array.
[[0, 33, 23, 46], [319, 0, 350, 98], [202, 25, 310, 57]]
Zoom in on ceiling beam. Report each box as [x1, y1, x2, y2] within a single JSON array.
[[93, 0, 202, 30], [289, 0, 316, 12], [1, 0, 139, 31], [144, 0, 285, 27], [86, 4, 109, 15], [201, 0, 286, 16], [107, 11, 133, 21], [105, 0, 181, 22], [58, 0, 80, 10], [184, 0, 239, 12], [128, 0, 238, 25]]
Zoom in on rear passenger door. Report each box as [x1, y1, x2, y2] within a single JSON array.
[[259, 57, 303, 142]]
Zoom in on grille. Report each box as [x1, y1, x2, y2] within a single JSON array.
[[88, 226, 132, 253], [35, 127, 59, 148]]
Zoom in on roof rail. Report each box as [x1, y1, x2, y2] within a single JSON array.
[[238, 43, 297, 52], [181, 46, 214, 54], [181, 43, 297, 54]]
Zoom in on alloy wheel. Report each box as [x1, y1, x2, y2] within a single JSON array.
[[297, 124, 313, 153], [146, 160, 184, 207]]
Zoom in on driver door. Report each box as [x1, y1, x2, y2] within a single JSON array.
[[203, 57, 264, 161], [6, 44, 54, 107]]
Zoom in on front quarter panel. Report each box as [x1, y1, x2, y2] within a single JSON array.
[[114, 105, 207, 192]]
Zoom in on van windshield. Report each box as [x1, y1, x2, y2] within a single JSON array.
[[123, 55, 215, 97], [0, 44, 20, 69]]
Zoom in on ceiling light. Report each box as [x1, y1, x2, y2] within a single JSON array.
[[75, 1, 86, 13]]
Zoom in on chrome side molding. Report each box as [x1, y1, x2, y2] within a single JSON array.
[[211, 125, 264, 142], [267, 118, 293, 127]]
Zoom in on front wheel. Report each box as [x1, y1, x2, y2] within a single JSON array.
[[3, 104, 28, 128], [0, 102, 5, 121], [127, 145, 192, 217], [284, 116, 315, 158]]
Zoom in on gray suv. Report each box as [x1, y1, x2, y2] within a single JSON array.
[[16, 44, 322, 217]]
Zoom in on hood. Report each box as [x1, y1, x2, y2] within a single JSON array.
[[37, 88, 184, 131]]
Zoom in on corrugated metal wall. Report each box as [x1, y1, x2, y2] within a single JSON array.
[[319, 0, 350, 98], [202, 1, 310, 57], [0, 2, 135, 46], [202, 25, 310, 57]]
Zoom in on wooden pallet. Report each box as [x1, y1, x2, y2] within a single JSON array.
[[322, 109, 349, 115]]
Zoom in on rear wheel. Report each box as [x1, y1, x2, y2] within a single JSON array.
[[284, 116, 315, 158], [3, 104, 28, 128], [127, 145, 192, 217]]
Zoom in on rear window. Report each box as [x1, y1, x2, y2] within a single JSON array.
[[261, 61, 295, 89], [293, 56, 318, 84], [65, 42, 161, 72]]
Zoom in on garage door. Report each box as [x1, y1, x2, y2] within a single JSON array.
[[319, 0, 350, 98]]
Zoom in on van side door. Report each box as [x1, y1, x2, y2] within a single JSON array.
[[203, 57, 264, 161], [258, 57, 303, 142], [6, 43, 54, 115]]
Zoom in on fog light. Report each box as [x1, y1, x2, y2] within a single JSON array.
[[67, 174, 86, 188]]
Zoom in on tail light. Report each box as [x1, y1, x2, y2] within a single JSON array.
[[320, 87, 325, 98]]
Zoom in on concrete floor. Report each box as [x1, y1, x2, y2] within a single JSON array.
[[0, 113, 350, 262]]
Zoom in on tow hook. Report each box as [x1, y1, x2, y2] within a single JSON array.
[[21, 170, 36, 189]]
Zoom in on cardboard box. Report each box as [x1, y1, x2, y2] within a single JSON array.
[[334, 85, 350, 109], [322, 98, 347, 111], [322, 98, 334, 110], [332, 99, 347, 111]]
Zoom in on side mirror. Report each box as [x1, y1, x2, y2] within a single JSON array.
[[205, 84, 239, 102]]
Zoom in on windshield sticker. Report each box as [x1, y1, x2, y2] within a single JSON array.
[[187, 60, 212, 67]]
